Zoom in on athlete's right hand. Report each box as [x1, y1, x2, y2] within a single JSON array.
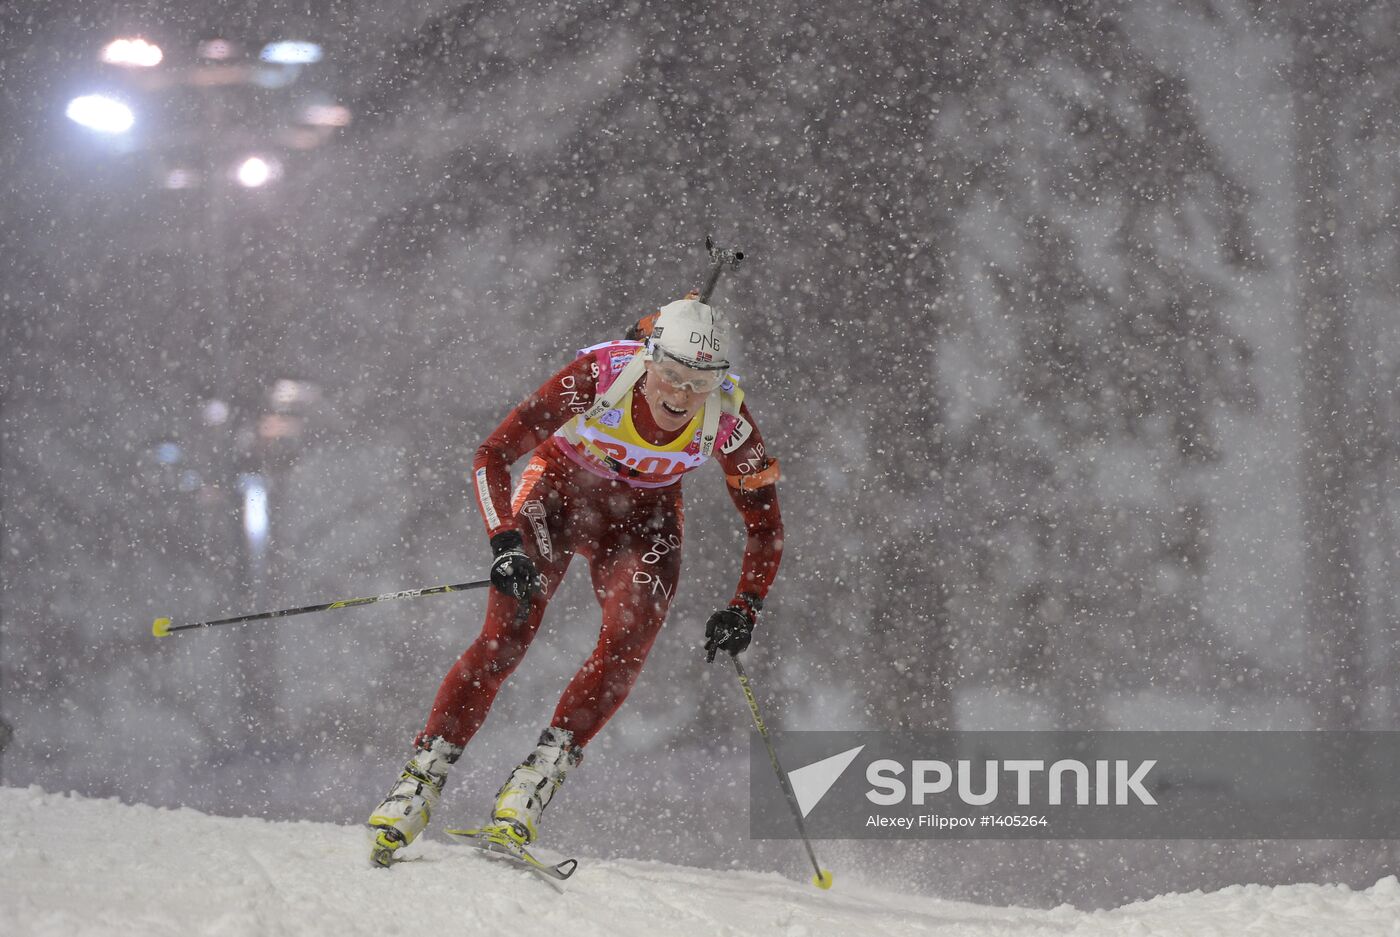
[[489, 530, 542, 600]]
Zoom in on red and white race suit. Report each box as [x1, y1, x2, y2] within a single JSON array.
[[417, 344, 783, 750]]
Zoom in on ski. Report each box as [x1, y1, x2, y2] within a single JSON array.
[[444, 826, 579, 881]]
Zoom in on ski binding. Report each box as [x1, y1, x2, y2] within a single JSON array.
[[444, 825, 579, 881]]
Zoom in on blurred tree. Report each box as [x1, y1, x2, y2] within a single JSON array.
[[1289, 1, 1366, 731], [1312, 0, 1400, 726], [1350, 24, 1400, 726], [1230, 0, 1398, 729], [934, 33, 1262, 726]]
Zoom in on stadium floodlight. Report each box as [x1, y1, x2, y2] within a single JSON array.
[[101, 37, 163, 67], [235, 156, 279, 188], [65, 95, 135, 133], [240, 474, 269, 558], [259, 41, 322, 64]]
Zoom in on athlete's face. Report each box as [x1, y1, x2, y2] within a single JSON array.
[[641, 360, 712, 432]]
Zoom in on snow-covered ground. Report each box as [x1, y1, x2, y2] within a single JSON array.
[[2, 786, 1397, 937]]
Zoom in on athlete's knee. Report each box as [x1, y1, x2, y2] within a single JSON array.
[[600, 632, 657, 675], [462, 612, 536, 677], [603, 603, 644, 630]]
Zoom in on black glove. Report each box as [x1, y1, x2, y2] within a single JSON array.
[[489, 530, 542, 600], [704, 594, 762, 663]]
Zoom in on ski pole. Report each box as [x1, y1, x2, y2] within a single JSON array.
[[152, 578, 491, 637], [698, 235, 743, 303], [731, 656, 834, 890]]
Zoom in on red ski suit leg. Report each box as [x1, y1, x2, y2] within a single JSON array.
[[419, 455, 682, 751], [551, 494, 683, 746]]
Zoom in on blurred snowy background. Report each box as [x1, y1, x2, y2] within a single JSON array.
[[1, 0, 1396, 910]]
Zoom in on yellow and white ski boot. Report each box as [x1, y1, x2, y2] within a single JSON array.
[[368, 736, 462, 867], [486, 727, 582, 846]]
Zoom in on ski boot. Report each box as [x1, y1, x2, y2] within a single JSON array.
[[368, 736, 462, 867], [486, 726, 582, 846]]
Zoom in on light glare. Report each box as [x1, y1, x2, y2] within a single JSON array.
[[66, 95, 135, 133], [164, 168, 199, 189], [202, 399, 229, 425], [260, 41, 322, 64], [241, 474, 269, 557], [197, 39, 235, 60], [270, 379, 321, 408], [302, 104, 352, 127], [102, 38, 163, 67], [235, 156, 276, 188]]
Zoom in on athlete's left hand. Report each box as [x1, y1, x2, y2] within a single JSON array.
[[704, 602, 756, 662]]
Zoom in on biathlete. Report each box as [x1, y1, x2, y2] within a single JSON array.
[[368, 294, 783, 865]]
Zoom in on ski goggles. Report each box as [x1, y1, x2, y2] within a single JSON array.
[[650, 357, 728, 394]]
